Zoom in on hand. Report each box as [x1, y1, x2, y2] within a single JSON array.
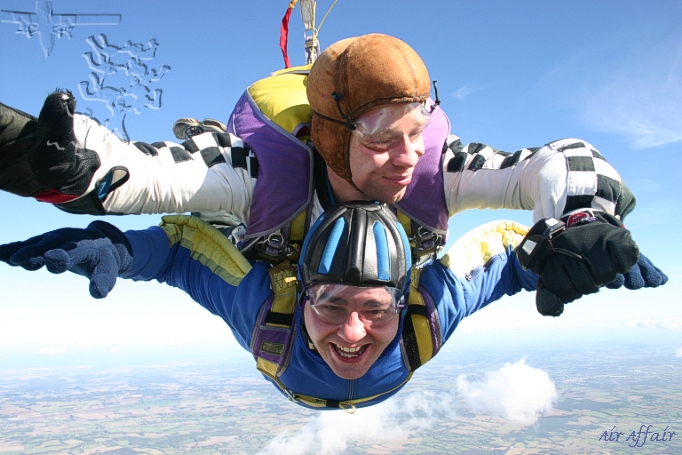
[[517, 212, 640, 316], [0, 99, 40, 196], [605, 252, 668, 290], [0, 221, 132, 298], [0, 91, 100, 199]]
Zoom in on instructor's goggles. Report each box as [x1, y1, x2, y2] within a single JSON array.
[[306, 284, 406, 327], [351, 102, 433, 152]]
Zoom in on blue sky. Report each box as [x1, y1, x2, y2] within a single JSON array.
[[0, 0, 680, 363]]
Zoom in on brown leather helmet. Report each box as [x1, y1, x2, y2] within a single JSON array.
[[307, 34, 431, 186]]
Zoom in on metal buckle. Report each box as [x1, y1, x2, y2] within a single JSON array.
[[412, 226, 444, 265], [263, 230, 286, 258], [282, 387, 298, 403]]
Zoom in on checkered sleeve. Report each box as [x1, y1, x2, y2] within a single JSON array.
[[442, 135, 635, 222], [65, 116, 258, 221]]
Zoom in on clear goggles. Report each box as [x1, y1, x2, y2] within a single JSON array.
[[350, 102, 433, 152], [306, 284, 406, 327]]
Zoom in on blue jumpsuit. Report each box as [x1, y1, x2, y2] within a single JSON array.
[[120, 217, 538, 410]]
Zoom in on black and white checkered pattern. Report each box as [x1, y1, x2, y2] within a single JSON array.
[[556, 140, 624, 216], [445, 138, 539, 173], [133, 132, 258, 178], [443, 135, 632, 218]]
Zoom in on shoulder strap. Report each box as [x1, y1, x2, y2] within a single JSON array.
[[401, 267, 442, 371], [253, 261, 299, 380], [395, 209, 446, 266]]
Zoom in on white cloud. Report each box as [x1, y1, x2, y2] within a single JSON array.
[[582, 38, 682, 148], [675, 347, 682, 357], [456, 358, 557, 425], [256, 391, 455, 455], [452, 85, 477, 99], [627, 317, 682, 329]]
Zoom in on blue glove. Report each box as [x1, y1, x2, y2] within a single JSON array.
[[605, 253, 668, 290], [0, 221, 132, 298]]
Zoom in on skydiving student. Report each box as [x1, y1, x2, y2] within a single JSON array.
[[0, 33, 666, 314], [0, 202, 666, 409]]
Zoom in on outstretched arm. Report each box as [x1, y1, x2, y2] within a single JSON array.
[[0, 216, 269, 350], [420, 215, 667, 339], [0, 220, 133, 298], [443, 136, 636, 222], [418, 220, 538, 344], [0, 91, 256, 220], [0, 93, 99, 198]]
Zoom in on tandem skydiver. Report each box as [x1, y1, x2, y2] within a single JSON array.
[[0, 200, 662, 409]]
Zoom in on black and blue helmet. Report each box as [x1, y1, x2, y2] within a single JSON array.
[[300, 201, 412, 293]]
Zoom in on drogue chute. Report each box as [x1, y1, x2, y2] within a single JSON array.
[[280, 0, 338, 68]]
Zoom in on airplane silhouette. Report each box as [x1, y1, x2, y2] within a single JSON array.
[[1, 1, 121, 57]]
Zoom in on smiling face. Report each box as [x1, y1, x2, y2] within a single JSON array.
[[330, 103, 429, 204], [303, 285, 401, 380]]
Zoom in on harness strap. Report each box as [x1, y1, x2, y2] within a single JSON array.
[[289, 208, 308, 244], [268, 261, 299, 317], [266, 369, 414, 413], [253, 262, 298, 380], [397, 210, 414, 237], [396, 209, 445, 266], [401, 267, 441, 371], [242, 208, 309, 264]]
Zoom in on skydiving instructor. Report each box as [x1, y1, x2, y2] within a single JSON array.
[[0, 33, 668, 316]]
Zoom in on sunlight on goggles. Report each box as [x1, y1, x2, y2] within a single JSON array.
[[306, 284, 407, 327], [351, 102, 433, 153]]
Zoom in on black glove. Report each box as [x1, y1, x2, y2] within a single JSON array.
[[605, 252, 668, 290], [0, 221, 132, 298], [0, 91, 99, 198], [517, 211, 640, 317], [0, 100, 40, 196]]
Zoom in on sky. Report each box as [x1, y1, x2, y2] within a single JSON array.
[[0, 0, 681, 364]]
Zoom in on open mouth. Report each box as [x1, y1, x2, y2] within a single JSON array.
[[332, 343, 369, 360]]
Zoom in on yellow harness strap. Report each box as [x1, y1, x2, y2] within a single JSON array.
[[267, 262, 299, 325], [254, 261, 299, 382], [267, 372, 414, 414], [401, 267, 439, 370], [397, 210, 413, 237], [289, 209, 307, 244]]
